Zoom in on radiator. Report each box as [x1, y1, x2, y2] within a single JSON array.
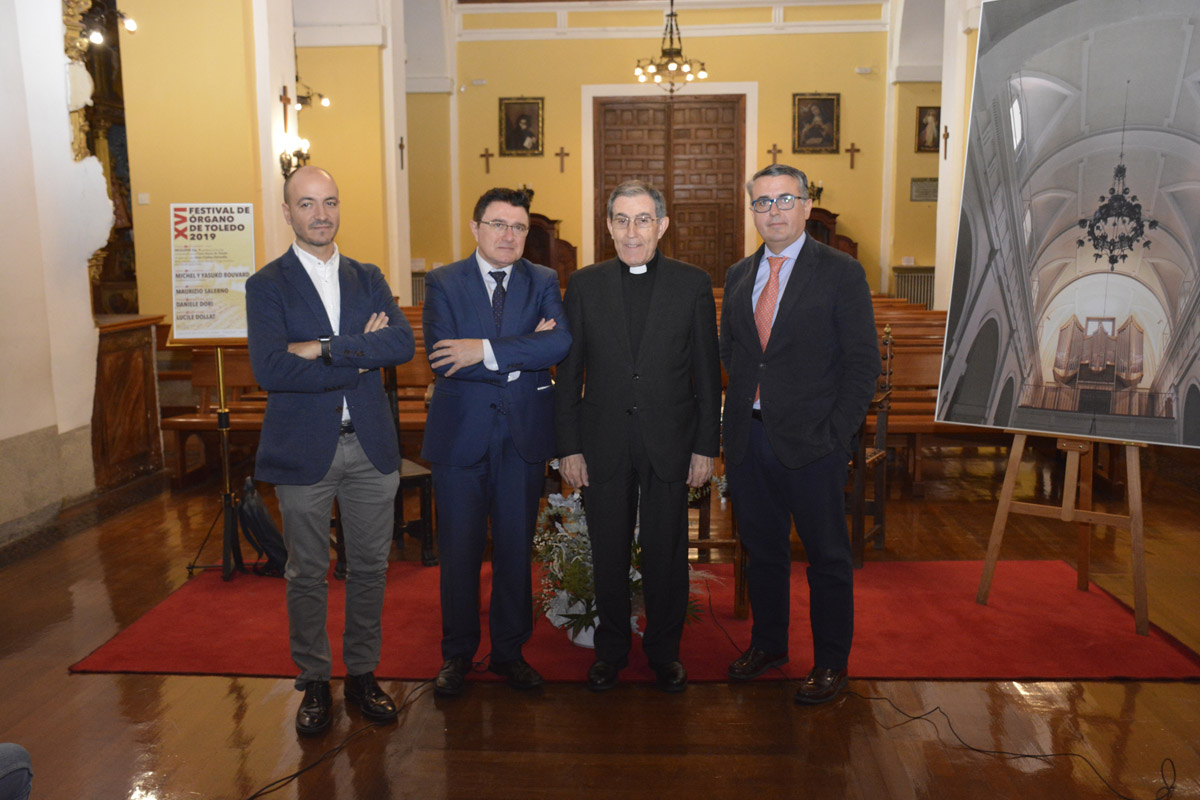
[[892, 267, 934, 309]]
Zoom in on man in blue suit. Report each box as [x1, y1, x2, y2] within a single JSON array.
[[421, 188, 571, 697], [246, 166, 415, 735]]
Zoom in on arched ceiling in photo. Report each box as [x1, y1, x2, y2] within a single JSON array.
[[974, 0, 1200, 332]]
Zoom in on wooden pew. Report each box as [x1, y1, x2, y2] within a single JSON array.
[[160, 347, 265, 488]]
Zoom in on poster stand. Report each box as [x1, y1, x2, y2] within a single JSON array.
[[975, 432, 1148, 635], [185, 345, 246, 580]]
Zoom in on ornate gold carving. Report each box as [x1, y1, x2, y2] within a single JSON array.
[[63, 0, 93, 62], [63, 0, 95, 161], [88, 248, 108, 283]]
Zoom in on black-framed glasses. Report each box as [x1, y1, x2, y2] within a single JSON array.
[[478, 219, 529, 236], [750, 194, 805, 213], [611, 214, 658, 230]]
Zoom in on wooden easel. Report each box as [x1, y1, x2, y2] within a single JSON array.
[[975, 432, 1149, 635]]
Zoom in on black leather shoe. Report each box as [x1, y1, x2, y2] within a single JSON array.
[[345, 672, 398, 722], [652, 660, 688, 693], [488, 658, 544, 690], [586, 659, 625, 692], [728, 647, 788, 681], [434, 657, 472, 698], [295, 680, 333, 736], [794, 667, 848, 705]]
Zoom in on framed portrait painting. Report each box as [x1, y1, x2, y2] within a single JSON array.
[[499, 97, 544, 157], [792, 93, 840, 154], [917, 106, 940, 152]]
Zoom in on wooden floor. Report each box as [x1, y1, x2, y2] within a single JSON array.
[[1, 439, 1198, 800]]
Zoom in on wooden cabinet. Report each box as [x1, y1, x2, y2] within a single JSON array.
[[92, 315, 165, 490]]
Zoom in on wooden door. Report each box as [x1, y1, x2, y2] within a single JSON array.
[[594, 95, 745, 286]]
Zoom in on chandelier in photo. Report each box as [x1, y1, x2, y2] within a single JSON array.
[[1076, 85, 1157, 270], [634, 0, 707, 94]]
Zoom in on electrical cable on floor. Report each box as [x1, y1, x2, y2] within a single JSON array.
[[243, 677, 436, 800], [700, 578, 1177, 800]]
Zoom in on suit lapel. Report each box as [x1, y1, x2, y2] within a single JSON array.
[[337, 257, 359, 335], [768, 237, 819, 350], [463, 255, 498, 337], [501, 260, 532, 338], [634, 256, 672, 368], [600, 261, 635, 366], [733, 246, 765, 355], [281, 249, 334, 335]]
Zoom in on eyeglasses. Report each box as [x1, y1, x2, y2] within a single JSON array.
[[478, 220, 529, 236], [750, 194, 806, 213], [611, 214, 658, 230]]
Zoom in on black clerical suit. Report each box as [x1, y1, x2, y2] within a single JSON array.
[[555, 254, 721, 666]]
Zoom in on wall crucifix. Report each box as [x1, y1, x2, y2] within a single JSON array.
[[767, 143, 782, 165], [279, 86, 291, 133], [845, 142, 861, 169], [480, 148, 494, 174], [942, 125, 950, 160], [556, 146, 570, 173]]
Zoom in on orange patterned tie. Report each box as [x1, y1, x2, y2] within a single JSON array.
[[753, 256, 786, 401]]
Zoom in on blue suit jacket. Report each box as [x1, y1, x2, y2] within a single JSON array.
[[420, 255, 571, 466], [246, 247, 415, 485]]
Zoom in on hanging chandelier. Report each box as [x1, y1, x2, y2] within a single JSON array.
[[1076, 84, 1157, 270], [634, 0, 707, 95]]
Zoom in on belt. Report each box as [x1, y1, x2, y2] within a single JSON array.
[[751, 408, 763, 421], [339, 420, 356, 435]]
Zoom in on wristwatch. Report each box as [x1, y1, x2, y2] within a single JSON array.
[[319, 336, 332, 365]]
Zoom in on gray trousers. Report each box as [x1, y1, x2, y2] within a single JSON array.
[[0, 743, 32, 800], [275, 432, 399, 687]]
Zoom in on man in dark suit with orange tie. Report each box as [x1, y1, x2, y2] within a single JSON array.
[[421, 188, 571, 697], [720, 164, 879, 704]]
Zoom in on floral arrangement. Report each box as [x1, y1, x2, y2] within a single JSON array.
[[533, 489, 718, 643]]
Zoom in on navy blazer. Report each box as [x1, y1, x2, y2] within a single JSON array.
[[246, 247, 415, 485], [420, 255, 571, 466], [720, 238, 879, 470]]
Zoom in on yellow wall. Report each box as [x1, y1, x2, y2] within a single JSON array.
[[407, 93, 454, 267], [451, 29, 889, 287], [122, 0, 264, 317], [296, 47, 389, 268], [890, 82, 941, 268]]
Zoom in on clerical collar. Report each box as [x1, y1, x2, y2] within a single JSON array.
[[622, 251, 659, 275]]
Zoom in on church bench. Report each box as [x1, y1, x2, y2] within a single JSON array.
[[160, 348, 263, 488]]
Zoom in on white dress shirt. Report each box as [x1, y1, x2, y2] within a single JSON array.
[[293, 243, 351, 422], [476, 251, 520, 382]]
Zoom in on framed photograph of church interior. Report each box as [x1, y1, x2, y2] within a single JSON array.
[[916, 106, 940, 152], [792, 93, 839, 154], [936, 0, 1200, 448], [499, 97, 544, 157]]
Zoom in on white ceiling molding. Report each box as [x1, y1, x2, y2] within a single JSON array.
[[294, 24, 386, 47], [457, 19, 884, 42]]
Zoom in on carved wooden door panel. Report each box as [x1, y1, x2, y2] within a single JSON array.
[[594, 95, 744, 286]]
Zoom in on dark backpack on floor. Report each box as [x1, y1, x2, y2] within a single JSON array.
[[237, 477, 287, 577]]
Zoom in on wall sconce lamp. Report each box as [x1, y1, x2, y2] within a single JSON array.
[[809, 179, 824, 205], [280, 134, 311, 178], [294, 79, 331, 110], [82, 7, 137, 46]]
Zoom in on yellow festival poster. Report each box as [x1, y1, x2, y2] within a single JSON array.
[[169, 203, 254, 340]]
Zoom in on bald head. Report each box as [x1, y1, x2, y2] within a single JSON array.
[[282, 166, 340, 260]]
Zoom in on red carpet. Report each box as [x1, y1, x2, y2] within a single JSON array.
[[70, 560, 1200, 682]]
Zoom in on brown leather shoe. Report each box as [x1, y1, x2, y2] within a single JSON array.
[[652, 660, 688, 693], [434, 657, 472, 697], [345, 672, 398, 722], [488, 658, 544, 690], [728, 648, 788, 681], [586, 659, 625, 692], [794, 667, 848, 705]]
